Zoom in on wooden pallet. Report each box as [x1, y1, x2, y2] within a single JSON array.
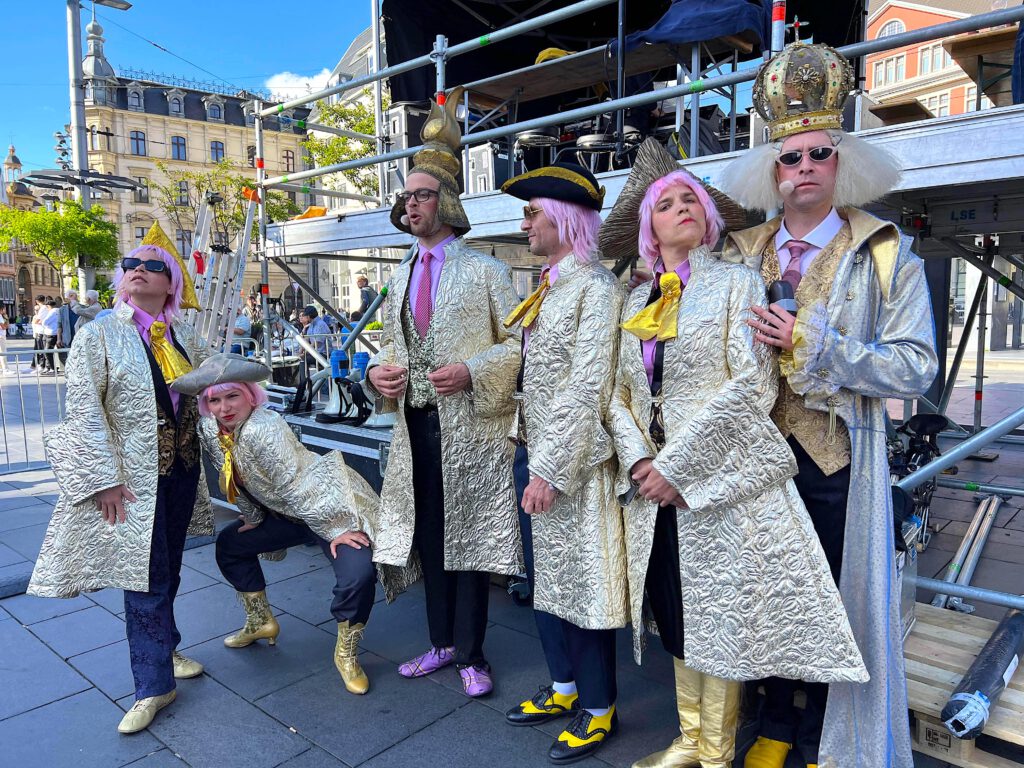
[[904, 602, 1024, 767]]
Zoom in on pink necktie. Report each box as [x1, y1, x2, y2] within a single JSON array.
[[782, 240, 808, 291], [413, 249, 432, 337]]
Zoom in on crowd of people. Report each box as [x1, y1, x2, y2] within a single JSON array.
[[28, 43, 937, 768]]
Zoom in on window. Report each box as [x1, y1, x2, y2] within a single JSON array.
[[128, 89, 143, 110], [170, 96, 183, 115], [130, 130, 146, 156], [176, 181, 189, 205], [175, 229, 193, 256], [965, 86, 994, 112], [873, 54, 905, 87], [247, 145, 256, 168], [133, 177, 149, 203], [171, 135, 187, 161], [89, 126, 99, 151], [210, 141, 225, 162], [877, 20, 905, 38], [920, 44, 953, 76], [923, 93, 950, 117], [135, 226, 146, 245], [283, 150, 295, 173], [209, 103, 222, 120]]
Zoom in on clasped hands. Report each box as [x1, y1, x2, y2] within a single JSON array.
[[368, 362, 472, 398], [631, 459, 685, 508]]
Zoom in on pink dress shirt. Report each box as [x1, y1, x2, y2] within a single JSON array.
[[129, 301, 180, 414], [408, 234, 457, 319]]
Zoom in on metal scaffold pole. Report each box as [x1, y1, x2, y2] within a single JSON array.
[[371, 0, 387, 206], [254, 101, 273, 371]]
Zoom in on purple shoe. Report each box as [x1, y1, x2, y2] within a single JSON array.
[[459, 664, 493, 697], [398, 646, 455, 678]]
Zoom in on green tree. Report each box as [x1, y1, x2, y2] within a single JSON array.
[[0, 200, 119, 287], [151, 159, 300, 251], [303, 88, 389, 197]]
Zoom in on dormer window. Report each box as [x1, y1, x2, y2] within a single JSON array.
[[165, 88, 186, 117], [242, 101, 256, 125], [209, 103, 222, 120], [170, 97, 182, 114], [203, 94, 226, 123], [126, 82, 144, 112]]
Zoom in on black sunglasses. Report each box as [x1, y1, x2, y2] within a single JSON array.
[[122, 257, 169, 273], [776, 146, 837, 166]]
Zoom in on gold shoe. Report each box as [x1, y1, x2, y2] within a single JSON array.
[[224, 590, 280, 648], [117, 690, 176, 734], [743, 737, 791, 768], [696, 673, 741, 768], [334, 620, 369, 695], [172, 651, 204, 679], [633, 659, 702, 768]]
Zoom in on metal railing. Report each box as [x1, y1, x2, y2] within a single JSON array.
[[0, 349, 71, 474]]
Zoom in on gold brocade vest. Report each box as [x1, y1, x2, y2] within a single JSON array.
[[156, 395, 201, 476], [401, 290, 439, 409], [766, 224, 852, 476]]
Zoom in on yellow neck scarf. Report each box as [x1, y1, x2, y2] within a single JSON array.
[[622, 272, 683, 341], [218, 433, 238, 503], [503, 272, 551, 329], [149, 321, 193, 383]]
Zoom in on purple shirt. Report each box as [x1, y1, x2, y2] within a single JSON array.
[[129, 301, 180, 414], [409, 234, 457, 318], [522, 261, 560, 357], [642, 259, 690, 388]]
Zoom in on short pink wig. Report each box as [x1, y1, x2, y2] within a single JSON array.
[[637, 170, 724, 270], [114, 244, 186, 319], [536, 198, 603, 263], [197, 381, 269, 418]]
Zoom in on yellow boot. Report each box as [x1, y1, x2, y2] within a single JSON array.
[[224, 590, 280, 648], [697, 673, 741, 768], [334, 620, 369, 695], [743, 737, 791, 768], [632, 658, 702, 768]]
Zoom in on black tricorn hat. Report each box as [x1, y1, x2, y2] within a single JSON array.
[[501, 162, 605, 211]]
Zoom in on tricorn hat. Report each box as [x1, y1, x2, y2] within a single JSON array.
[[598, 138, 748, 263], [501, 162, 605, 211], [170, 352, 270, 396]]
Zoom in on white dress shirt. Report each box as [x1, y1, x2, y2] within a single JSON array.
[[775, 207, 845, 277]]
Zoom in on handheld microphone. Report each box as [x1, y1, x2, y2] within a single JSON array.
[[768, 280, 797, 313]]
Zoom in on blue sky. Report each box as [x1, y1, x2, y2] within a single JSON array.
[[2, 1, 373, 175]]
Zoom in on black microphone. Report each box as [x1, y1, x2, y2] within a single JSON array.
[[768, 280, 797, 313]]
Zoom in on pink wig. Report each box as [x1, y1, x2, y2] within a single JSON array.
[[114, 244, 186, 319], [637, 170, 724, 270], [197, 381, 269, 418], [536, 198, 603, 263]]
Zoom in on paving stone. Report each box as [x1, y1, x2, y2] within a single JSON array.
[[0, 618, 91, 720], [354, 589, 431, 664], [68, 639, 136, 701], [177, 564, 218, 596], [275, 746, 350, 767], [0, 495, 51, 519], [268, 565, 344, 626], [256, 650, 466, 765], [180, 544, 229, 583], [122, 676, 310, 768], [2, 592, 95, 624], [0, 541, 25, 567], [123, 750, 190, 767], [192, 613, 335, 701], [0, 521, 47, 560], [0, 604, 11, 620], [0, 561, 33, 598], [614, 627, 675, 688], [486, 585, 540, 639], [173, 582, 282, 650], [30, 604, 125, 658], [0, 689, 161, 768], [87, 588, 127, 617]]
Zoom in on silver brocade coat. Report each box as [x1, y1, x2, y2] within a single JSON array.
[[722, 208, 938, 768], [520, 256, 628, 630], [366, 238, 523, 575], [28, 303, 211, 598], [198, 407, 380, 542], [607, 246, 866, 683]]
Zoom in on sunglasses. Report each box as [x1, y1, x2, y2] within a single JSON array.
[[121, 257, 169, 273], [522, 205, 544, 220], [776, 146, 838, 166], [396, 188, 440, 204]]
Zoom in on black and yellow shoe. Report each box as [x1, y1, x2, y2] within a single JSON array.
[[548, 706, 618, 764], [506, 685, 580, 726]]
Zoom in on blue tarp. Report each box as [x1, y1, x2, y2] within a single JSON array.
[[618, 0, 770, 54]]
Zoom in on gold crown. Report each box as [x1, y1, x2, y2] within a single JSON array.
[[752, 42, 855, 142]]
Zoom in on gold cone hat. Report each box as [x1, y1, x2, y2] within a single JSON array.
[[140, 222, 201, 310]]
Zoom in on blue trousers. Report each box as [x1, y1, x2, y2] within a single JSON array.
[[123, 460, 200, 700], [515, 444, 617, 709]]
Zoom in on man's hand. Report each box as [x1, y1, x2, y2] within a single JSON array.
[[522, 475, 557, 515], [330, 530, 372, 557], [631, 458, 654, 485], [368, 364, 408, 398], [236, 514, 257, 533], [637, 463, 679, 507], [428, 363, 472, 396], [748, 304, 796, 351], [95, 484, 137, 525]]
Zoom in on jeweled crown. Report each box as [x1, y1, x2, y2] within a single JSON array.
[[752, 42, 855, 142]]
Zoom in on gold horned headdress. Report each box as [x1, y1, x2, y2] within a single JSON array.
[[390, 86, 470, 236], [752, 42, 855, 143]]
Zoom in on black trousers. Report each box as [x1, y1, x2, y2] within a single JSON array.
[[407, 406, 490, 667], [215, 515, 376, 625], [758, 436, 851, 763], [515, 445, 618, 709], [645, 504, 686, 660]]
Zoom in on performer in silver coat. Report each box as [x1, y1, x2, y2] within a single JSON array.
[[718, 43, 939, 768]]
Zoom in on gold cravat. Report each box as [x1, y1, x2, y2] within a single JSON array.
[[149, 321, 193, 383], [622, 272, 683, 341], [218, 433, 239, 504], [504, 272, 551, 329]]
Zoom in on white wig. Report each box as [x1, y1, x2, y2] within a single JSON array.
[[719, 130, 902, 213]]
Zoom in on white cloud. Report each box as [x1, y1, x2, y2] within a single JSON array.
[[264, 68, 333, 101]]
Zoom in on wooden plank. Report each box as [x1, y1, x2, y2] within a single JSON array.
[[913, 713, 1024, 768]]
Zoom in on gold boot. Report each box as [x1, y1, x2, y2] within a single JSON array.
[[334, 620, 369, 694], [223, 590, 280, 648], [697, 673, 741, 768], [632, 658, 702, 768]]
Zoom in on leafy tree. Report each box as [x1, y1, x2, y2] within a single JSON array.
[[151, 159, 300, 251], [0, 200, 119, 287], [303, 88, 389, 197]]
